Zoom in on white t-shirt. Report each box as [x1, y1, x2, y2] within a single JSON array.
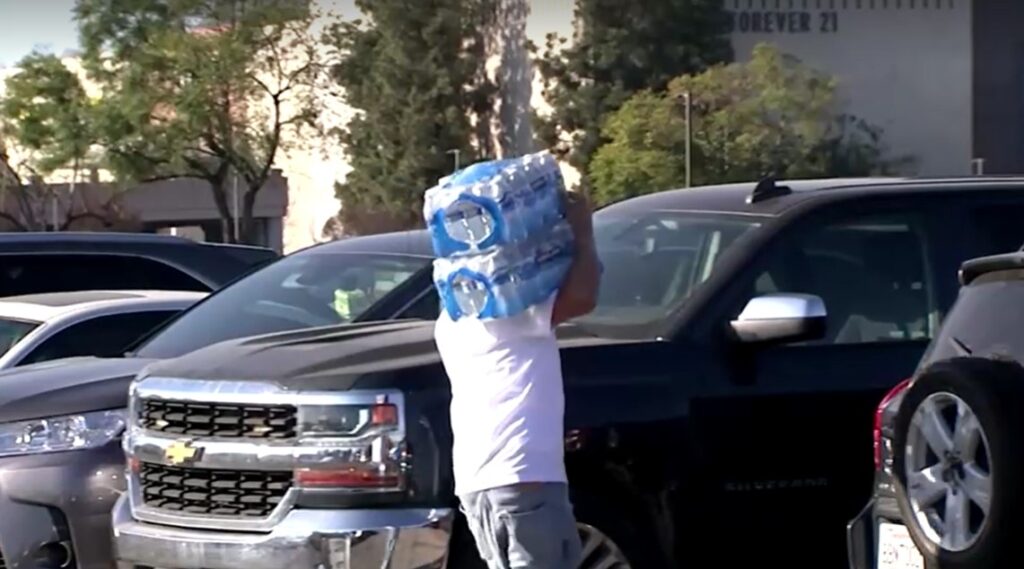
[[434, 295, 567, 496]]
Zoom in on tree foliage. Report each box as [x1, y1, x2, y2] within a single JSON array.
[[0, 54, 135, 231], [533, 0, 732, 189], [72, 0, 324, 243], [326, 0, 495, 235], [1, 53, 95, 176], [590, 43, 912, 206]]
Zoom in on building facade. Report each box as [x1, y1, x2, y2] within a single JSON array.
[[529, 0, 1022, 178], [727, 0, 972, 175]]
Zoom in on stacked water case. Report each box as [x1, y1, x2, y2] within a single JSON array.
[[424, 151, 574, 321]]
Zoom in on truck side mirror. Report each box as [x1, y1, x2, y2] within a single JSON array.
[[729, 293, 827, 345]]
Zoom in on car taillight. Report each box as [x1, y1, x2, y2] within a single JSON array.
[[874, 378, 912, 470]]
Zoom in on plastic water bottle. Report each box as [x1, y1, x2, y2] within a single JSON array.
[[423, 152, 566, 257], [424, 151, 574, 321], [433, 220, 574, 321]]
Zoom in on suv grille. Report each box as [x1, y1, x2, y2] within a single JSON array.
[[140, 462, 292, 517], [139, 399, 297, 438]]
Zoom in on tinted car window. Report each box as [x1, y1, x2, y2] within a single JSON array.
[[575, 211, 763, 326], [19, 310, 180, 366], [965, 203, 1024, 257], [753, 212, 937, 345], [0, 318, 40, 358], [399, 289, 442, 320], [921, 268, 1024, 365], [135, 252, 430, 359], [0, 254, 208, 296]]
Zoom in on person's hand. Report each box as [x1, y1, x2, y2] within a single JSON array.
[[563, 190, 594, 244]]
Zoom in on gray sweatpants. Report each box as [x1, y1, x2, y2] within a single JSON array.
[[458, 482, 583, 569]]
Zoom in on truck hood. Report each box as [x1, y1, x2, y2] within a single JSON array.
[[0, 356, 158, 423], [141, 319, 621, 391]]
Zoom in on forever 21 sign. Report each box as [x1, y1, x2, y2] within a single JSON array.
[[727, 11, 839, 33]]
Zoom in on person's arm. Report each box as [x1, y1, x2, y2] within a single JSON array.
[[552, 192, 601, 327]]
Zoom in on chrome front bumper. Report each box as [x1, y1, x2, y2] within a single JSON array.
[[111, 495, 454, 569]]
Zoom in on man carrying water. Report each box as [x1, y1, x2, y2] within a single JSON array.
[[434, 190, 601, 569]]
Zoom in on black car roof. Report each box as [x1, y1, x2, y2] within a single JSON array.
[[597, 176, 1024, 217], [0, 232, 192, 244], [0, 232, 278, 289]]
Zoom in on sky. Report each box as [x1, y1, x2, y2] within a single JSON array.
[[0, 0, 573, 68], [0, 0, 79, 67]]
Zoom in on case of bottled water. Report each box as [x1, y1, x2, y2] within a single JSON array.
[[432, 221, 574, 320], [423, 152, 567, 257], [423, 151, 574, 321]]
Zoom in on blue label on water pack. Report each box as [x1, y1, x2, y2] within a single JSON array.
[[432, 221, 574, 321], [423, 152, 566, 258]]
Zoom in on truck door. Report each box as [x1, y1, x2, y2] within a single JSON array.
[[687, 203, 946, 567]]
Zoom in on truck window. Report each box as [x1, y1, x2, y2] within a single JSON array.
[[964, 203, 1024, 257], [0, 254, 208, 296], [18, 310, 181, 366], [575, 211, 763, 327], [752, 212, 937, 345], [397, 289, 442, 320]]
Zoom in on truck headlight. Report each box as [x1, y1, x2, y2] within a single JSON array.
[[0, 409, 127, 458]]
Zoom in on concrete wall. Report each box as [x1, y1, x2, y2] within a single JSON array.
[[726, 0, 973, 176]]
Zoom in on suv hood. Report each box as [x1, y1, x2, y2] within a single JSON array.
[[0, 356, 158, 423], [141, 319, 618, 391]]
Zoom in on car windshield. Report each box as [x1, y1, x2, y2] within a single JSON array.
[[134, 251, 430, 359], [575, 210, 763, 327], [0, 317, 40, 357]]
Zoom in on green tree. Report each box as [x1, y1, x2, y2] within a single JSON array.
[[533, 0, 732, 189], [326, 0, 493, 235], [73, 0, 323, 243], [590, 43, 911, 206], [1, 53, 94, 177], [0, 53, 130, 231]]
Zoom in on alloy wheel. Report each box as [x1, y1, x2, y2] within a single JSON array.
[[577, 523, 632, 569], [905, 391, 992, 551]]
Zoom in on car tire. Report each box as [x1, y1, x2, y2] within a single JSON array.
[[892, 357, 1024, 569]]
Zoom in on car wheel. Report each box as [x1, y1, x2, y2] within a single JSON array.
[[571, 487, 667, 569], [892, 357, 1024, 569], [577, 522, 633, 568]]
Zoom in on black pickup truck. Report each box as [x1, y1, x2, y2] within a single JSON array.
[[113, 177, 1024, 569]]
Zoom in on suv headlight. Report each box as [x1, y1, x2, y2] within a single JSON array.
[[0, 409, 127, 458]]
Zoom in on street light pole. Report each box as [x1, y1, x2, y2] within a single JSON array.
[[446, 149, 462, 172], [683, 91, 692, 188]]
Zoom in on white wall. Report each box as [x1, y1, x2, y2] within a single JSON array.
[[726, 0, 973, 176]]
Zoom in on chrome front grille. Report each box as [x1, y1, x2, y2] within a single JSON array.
[[140, 399, 297, 439], [128, 378, 410, 531], [140, 462, 292, 517]]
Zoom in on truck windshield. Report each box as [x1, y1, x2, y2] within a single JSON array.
[[575, 210, 763, 328], [133, 251, 430, 360], [0, 318, 40, 357]]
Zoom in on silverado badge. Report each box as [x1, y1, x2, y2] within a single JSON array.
[[165, 440, 203, 466]]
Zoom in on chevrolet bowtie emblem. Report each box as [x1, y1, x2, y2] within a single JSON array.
[[165, 440, 203, 466]]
